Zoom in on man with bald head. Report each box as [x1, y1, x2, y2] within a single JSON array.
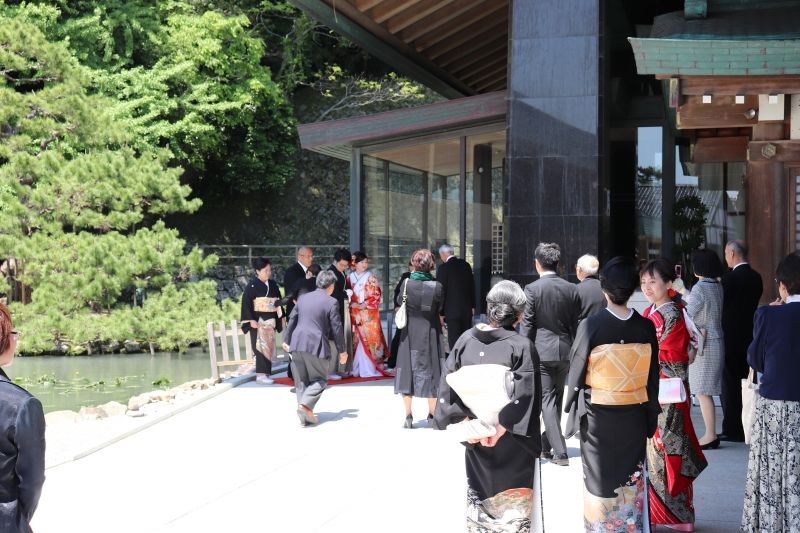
[[575, 254, 606, 322], [720, 240, 762, 442], [283, 246, 314, 320]]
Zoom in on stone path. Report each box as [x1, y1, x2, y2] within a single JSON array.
[[33, 378, 746, 532]]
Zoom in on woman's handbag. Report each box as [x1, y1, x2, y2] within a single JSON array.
[[394, 279, 409, 330], [742, 367, 759, 445], [658, 377, 687, 404]]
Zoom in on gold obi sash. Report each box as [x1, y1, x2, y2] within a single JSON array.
[[253, 297, 278, 313], [585, 343, 651, 405]]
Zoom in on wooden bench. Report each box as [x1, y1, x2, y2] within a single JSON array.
[[207, 320, 255, 382]]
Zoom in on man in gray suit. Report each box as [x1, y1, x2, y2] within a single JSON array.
[[521, 243, 580, 466], [282, 270, 348, 426]]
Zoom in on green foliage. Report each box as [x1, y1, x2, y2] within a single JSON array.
[[673, 194, 709, 284], [5, 0, 298, 195], [0, 12, 230, 354]]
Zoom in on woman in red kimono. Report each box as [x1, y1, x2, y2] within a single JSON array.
[[640, 258, 707, 531], [346, 251, 390, 377]]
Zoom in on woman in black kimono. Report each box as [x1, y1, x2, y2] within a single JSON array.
[[564, 257, 661, 533], [240, 257, 283, 384], [394, 249, 445, 427], [434, 280, 543, 533]]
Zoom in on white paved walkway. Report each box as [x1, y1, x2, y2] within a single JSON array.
[[33, 379, 745, 532]]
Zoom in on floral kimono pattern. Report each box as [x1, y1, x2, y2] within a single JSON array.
[[347, 272, 389, 376]]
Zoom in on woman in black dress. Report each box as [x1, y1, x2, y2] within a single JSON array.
[[434, 280, 543, 533], [240, 257, 283, 385], [564, 257, 661, 532], [394, 249, 444, 428]]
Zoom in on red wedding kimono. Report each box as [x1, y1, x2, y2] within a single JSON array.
[[346, 272, 390, 377], [642, 299, 707, 529]]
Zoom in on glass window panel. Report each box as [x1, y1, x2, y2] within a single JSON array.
[[361, 155, 389, 309], [466, 131, 506, 314], [678, 161, 746, 266], [635, 127, 663, 261], [364, 138, 461, 310]]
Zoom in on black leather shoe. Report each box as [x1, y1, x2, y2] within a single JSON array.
[[718, 433, 745, 442], [700, 437, 721, 450], [403, 415, 413, 429], [551, 453, 569, 466]]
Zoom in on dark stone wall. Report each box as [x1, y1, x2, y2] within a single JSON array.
[[506, 0, 602, 283]]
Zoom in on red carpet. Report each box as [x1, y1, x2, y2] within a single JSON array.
[[272, 375, 392, 386]]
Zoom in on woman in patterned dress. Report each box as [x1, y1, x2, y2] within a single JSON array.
[[346, 251, 390, 377], [741, 252, 800, 532], [640, 258, 707, 531], [565, 257, 661, 533], [685, 249, 725, 450]]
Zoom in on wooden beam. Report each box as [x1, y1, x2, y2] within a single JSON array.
[[385, 0, 454, 34], [664, 75, 800, 96], [352, 0, 384, 11], [412, 0, 507, 52], [425, 12, 508, 60], [474, 75, 507, 93], [692, 136, 749, 163], [368, 0, 424, 24], [677, 95, 759, 129], [748, 123, 787, 303], [447, 38, 507, 75], [462, 59, 507, 86], [397, 0, 485, 43], [748, 140, 800, 162], [434, 26, 507, 69], [453, 50, 506, 77], [752, 123, 786, 141]]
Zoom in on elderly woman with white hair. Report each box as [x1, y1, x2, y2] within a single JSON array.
[[434, 280, 543, 532], [575, 254, 606, 321]]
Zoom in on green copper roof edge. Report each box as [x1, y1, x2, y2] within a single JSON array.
[[629, 37, 800, 75], [630, 37, 800, 45]]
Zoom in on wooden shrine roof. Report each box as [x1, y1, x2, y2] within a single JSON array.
[[297, 90, 506, 159], [291, 0, 509, 98]]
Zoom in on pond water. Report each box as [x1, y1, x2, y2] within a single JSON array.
[[5, 348, 213, 413]]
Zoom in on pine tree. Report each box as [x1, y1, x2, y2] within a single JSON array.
[[0, 13, 223, 354]]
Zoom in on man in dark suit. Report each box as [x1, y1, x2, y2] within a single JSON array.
[[521, 242, 581, 466], [282, 245, 314, 320], [282, 270, 347, 426], [437, 243, 475, 350], [327, 248, 351, 323], [575, 253, 606, 322], [327, 248, 351, 376], [720, 240, 763, 441]]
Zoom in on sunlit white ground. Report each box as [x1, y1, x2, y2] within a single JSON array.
[[33, 378, 744, 532]]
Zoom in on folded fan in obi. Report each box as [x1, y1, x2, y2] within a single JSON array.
[[444, 363, 513, 441]]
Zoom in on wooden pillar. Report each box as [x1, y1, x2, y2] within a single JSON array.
[[747, 123, 786, 302]]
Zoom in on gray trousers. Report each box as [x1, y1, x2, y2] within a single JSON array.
[[290, 351, 330, 410], [540, 360, 569, 456]]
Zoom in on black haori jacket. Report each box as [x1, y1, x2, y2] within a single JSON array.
[[0, 367, 45, 533]]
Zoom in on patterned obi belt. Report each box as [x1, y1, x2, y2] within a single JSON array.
[[585, 343, 652, 405]]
